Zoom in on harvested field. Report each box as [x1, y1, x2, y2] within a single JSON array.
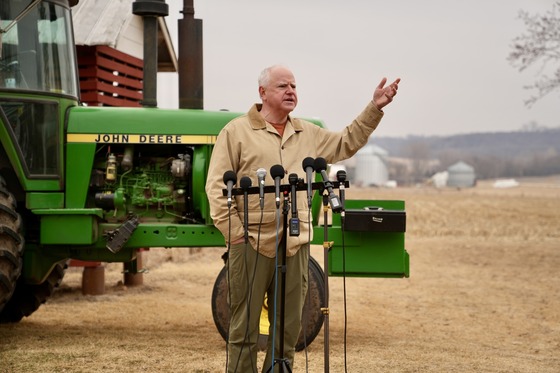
[[1, 177, 559, 372]]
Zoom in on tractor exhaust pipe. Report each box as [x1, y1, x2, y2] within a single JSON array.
[[178, 0, 203, 109], [132, 0, 169, 108]]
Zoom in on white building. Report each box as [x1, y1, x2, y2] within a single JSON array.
[[447, 161, 476, 188], [354, 144, 389, 187]]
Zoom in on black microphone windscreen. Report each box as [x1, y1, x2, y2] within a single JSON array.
[[240, 176, 252, 189], [337, 170, 347, 182], [270, 164, 285, 179], [314, 157, 328, 172], [223, 170, 237, 185], [302, 157, 315, 170]]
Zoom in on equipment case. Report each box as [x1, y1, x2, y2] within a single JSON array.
[[323, 199, 409, 278]]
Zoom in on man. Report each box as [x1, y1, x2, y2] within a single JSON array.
[[205, 65, 400, 372]]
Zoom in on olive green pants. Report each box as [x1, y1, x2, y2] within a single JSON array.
[[227, 241, 309, 373]]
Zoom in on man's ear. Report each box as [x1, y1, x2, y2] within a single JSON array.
[[259, 86, 266, 101]]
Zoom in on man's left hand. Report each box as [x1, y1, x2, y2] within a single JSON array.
[[373, 77, 401, 110]]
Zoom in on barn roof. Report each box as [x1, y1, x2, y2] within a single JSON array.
[[72, 0, 177, 72], [448, 161, 474, 173]]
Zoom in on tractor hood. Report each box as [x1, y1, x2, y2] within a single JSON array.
[[66, 106, 241, 144]]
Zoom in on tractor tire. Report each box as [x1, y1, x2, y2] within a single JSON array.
[[211, 255, 325, 352], [0, 260, 67, 323], [0, 176, 24, 314]]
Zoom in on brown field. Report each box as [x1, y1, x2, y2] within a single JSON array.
[[1, 177, 559, 372]]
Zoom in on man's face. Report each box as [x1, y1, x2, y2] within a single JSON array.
[[260, 67, 298, 115]]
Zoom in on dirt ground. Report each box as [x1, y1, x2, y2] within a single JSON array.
[[1, 177, 559, 372]]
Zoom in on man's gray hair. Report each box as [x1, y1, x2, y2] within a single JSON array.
[[258, 65, 290, 88]]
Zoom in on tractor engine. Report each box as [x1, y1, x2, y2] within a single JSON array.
[[89, 144, 196, 224]]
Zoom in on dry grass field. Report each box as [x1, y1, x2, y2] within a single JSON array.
[[1, 177, 559, 372]]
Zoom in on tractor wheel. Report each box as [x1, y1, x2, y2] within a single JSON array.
[[0, 176, 24, 314], [0, 260, 67, 323], [211, 255, 325, 352]]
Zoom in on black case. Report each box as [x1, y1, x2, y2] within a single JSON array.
[[343, 207, 406, 232]]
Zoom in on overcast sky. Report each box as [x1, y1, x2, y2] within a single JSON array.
[[157, 0, 558, 137]]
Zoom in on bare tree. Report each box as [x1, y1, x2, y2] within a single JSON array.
[[508, 2, 560, 106], [404, 139, 432, 183]]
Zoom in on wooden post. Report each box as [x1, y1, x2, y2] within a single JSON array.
[[124, 249, 145, 286], [81, 264, 106, 295]]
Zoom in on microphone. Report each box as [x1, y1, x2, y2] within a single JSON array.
[[270, 164, 285, 209], [336, 170, 347, 217], [302, 157, 314, 208], [223, 170, 237, 208], [240, 176, 252, 244], [313, 157, 342, 213], [288, 173, 300, 236], [256, 168, 267, 210]]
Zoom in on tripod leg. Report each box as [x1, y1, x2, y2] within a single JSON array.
[[265, 359, 292, 373]]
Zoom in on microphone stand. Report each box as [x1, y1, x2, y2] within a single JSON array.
[[223, 179, 348, 373], [321, 190, 333, 373], [268, 190, 292, 373]]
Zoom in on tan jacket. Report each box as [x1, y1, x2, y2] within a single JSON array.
[[205, 101, 384, 258]]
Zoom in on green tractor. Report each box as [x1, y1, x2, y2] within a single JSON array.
[[0, 0, 408, 349]]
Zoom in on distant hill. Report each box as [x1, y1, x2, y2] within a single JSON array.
[[372, 128, 560, 158], [369, 128, 560, 179]]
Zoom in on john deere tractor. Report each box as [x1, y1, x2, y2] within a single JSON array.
[[0, 0, 408, 349]]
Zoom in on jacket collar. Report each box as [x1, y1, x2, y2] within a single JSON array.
[[248, 104, 303, 132]]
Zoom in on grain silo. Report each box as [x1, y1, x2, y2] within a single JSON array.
[[354, 144, 389, 187], [447, 161, 475, 188]]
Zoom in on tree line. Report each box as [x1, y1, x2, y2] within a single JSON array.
[[373, 128, 560, 184]]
